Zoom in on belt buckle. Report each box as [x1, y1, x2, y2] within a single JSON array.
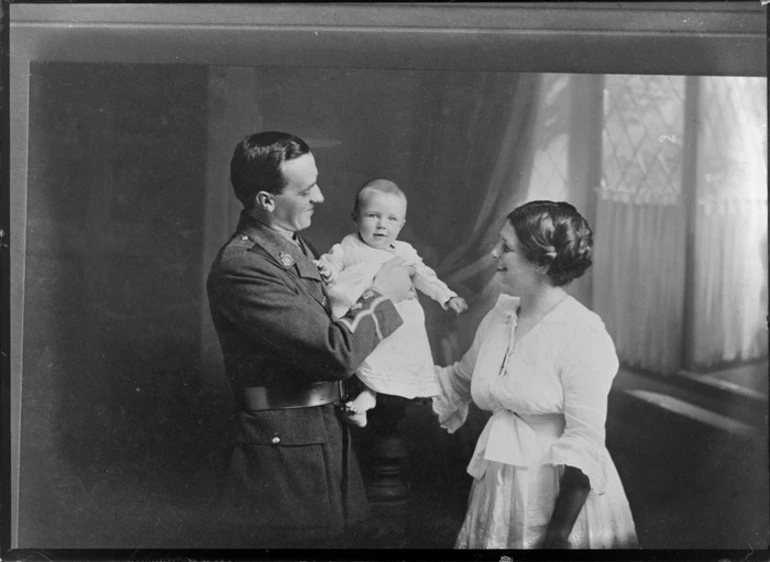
[[337, 380, 349, 403]]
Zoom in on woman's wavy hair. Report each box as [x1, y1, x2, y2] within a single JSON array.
[[507, 200, 593, 287]]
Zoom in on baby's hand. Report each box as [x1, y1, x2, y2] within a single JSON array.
[[313, 259, 334, 282], [447, 296, 468, 315]]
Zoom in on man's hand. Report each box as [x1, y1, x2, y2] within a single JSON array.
[[371, 257, 414, 302]]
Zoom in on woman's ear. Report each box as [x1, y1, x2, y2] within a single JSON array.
[[256, 191, 275, 212]]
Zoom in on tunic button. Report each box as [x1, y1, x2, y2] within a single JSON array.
[[271, 436, 280, 445], [241, 235, 249, 241]]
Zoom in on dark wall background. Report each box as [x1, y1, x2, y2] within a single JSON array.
[[20, 62, 221, 545], [18, 62, 506, 547]]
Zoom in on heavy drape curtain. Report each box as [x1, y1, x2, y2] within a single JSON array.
[[200, 66, 543, 389], [430, 75, 543, 364]]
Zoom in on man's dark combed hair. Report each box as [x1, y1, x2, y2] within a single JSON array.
[[230, 131, 311, 208]]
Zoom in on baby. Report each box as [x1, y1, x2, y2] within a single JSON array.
[[316, 179, 467, 427]]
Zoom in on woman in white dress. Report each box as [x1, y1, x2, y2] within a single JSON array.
[[433, 200, 639, 549]]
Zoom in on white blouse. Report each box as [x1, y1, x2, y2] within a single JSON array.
[[433, 293, 620, 494]]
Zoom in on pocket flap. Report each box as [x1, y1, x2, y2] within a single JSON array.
[[235, 407, 329, 446]]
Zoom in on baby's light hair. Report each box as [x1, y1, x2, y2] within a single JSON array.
[[353, 179, 407, 215]]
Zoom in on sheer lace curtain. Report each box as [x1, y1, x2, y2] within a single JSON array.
[[592, 199, 687, 375], [592, 75, 768, 375], [691, 77, 768, 367], [592, 76, 687, 375]]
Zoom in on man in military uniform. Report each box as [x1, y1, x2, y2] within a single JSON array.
[[207, 131, 411, 548]]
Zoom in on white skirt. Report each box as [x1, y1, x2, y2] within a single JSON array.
[[455, 458, 639, 549]]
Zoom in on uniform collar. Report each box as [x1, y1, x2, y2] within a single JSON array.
[[235, 211, 321, 280]]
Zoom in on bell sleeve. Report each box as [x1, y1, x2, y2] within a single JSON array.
[[542, 320, 620, 495]]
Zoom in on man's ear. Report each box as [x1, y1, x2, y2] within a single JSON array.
[[256, 191, 275, 212]]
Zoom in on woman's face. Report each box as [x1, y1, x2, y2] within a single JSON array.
[[491, 221, 543, 293]]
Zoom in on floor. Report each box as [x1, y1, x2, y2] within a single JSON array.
[[15, 360, 768, 552], [607, 361, 768, 550], [706, 360, 768, 395]]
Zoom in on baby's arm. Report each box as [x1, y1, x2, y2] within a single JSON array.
[[446, 295, 469, 314], [403, 246, 468, 314]]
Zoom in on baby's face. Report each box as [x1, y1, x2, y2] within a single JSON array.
[[354, 191, 406, 250]]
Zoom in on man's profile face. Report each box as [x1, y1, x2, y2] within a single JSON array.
[[271, 152, 324, 232]]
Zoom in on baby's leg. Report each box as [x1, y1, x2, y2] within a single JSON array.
[[344, 387, 377, 428]]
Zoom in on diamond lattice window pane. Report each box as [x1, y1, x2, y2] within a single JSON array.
[[600, 75, 685, 205]]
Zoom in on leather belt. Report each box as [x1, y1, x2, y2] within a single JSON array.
[[238, 381, 345, 411]]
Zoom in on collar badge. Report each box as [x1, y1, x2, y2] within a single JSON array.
[[279, 252, 295, 268]]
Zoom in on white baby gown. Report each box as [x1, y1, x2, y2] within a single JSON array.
[[433, 293, 639, 549], [319, 234, 457, 399]]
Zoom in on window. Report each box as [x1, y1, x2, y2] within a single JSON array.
[[594, 75, 767, 375]]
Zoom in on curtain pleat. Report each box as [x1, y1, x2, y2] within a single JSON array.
[[593, 200, 686, 375], [433, 75, 544, 364]]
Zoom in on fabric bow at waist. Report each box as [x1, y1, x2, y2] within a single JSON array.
[[466, 410, 565, 479]]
